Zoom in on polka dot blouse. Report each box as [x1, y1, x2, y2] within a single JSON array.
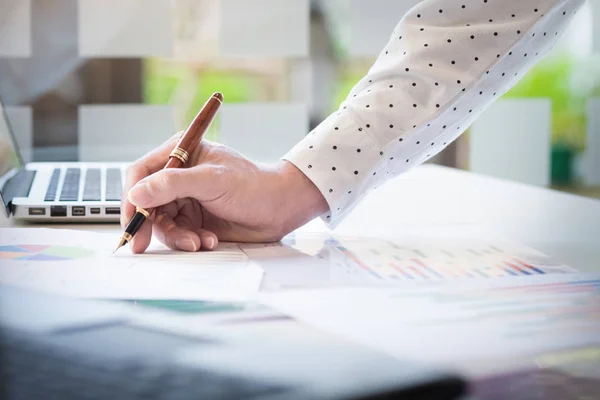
[[283, 0, 584, 227]]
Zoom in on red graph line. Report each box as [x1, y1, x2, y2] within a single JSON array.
[[407, 266, 428, 279]]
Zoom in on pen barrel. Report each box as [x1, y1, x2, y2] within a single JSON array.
[[170, 93, 223, 166], [124, 211, 147, 239]]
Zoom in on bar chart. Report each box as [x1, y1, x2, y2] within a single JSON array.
[[274, 233, 578, 285]]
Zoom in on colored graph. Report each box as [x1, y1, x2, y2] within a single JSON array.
[[0, 245, 94, 261], [389, 278, 600, 333], [119, 299, 248, 315], [335, 241, 547, 281], [278, 234, 577, 284]]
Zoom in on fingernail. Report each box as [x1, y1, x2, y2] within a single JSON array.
[[206, 237, 215, 250], [175, 237, 197, 252]]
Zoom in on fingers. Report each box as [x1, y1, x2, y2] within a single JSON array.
[[152, 212, 218, 252], [120, 133, 181, 254], [120, 133, 181, 227], [174, 214, 219, 250], [197, 229, 218, 251], [129, 219, 153, 254], [128, 166, 223, 210], [153, 213, 199, 252]]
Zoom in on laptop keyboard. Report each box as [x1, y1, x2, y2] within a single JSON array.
[[44, 169, 61, 201], [43, 167, 123, 202], [105, 168, 123, 201], [59, 168, 81, 201], [83, 168, 101, 201]]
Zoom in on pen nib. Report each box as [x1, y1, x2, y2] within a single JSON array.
[[113, 238, 127, 254]]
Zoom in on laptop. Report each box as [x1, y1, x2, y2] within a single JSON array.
[[0, 99, 127, 222], [0, 283, 467, 400]]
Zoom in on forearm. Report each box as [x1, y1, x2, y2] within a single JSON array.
[[283, 0, 584, 227]]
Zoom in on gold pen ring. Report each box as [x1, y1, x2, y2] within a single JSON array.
[[170, 147, 189, 164], [136, 207, 150, 218]]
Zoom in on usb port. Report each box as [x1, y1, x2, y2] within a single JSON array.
[[28, 207, 46, 216], [105, 207, 121, 215], [72, 206, 86, 216], [50, 206, 67, 217], [90, 207, 101, 214]]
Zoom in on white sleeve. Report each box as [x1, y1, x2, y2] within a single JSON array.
[[283, 0, 585, 228]]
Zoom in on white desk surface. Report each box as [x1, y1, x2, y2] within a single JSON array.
[[2, 164, 599, 356], [333, 165, 600, 273], [3, 164, 599, 274]]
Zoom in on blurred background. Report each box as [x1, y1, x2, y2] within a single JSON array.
[[0, 0, 599, 198]]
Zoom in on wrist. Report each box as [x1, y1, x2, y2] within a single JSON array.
[[274, 160, 329, 236]]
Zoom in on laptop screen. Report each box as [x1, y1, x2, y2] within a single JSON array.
[[0, 100, 24, 215]]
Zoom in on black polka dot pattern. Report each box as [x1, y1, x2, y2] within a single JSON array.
[[282, 0, 582, 227]]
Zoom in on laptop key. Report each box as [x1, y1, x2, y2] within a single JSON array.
[[83, 169, 101, 201], [105, 169, 122, 201], [44, 169, 61, 201], [59, 168, 81, 202]]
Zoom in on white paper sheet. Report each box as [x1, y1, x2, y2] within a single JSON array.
[[260, 273, 600, 375], [240, 228, 578, 287], [0, 228, 262, 301]]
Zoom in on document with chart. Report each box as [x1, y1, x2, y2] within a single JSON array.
[[240, 228, 578, 287], [259, 273, 600, 375], [0, 228, 262, 300]]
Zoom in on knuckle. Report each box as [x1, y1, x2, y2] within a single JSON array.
[[208, 165, 227, 179], [161, 170, 178, 189], [152, 170, 183, 195], [125, 161, 144, 181], [125, 163, 137, 179], [146, 177, 164, 196]]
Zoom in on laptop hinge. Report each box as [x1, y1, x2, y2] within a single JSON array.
[[1, 168, 36, 214]]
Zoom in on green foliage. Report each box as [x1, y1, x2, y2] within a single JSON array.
[[503, 53, 589, 151], [142, 59, 260, 141], [143, 59, 187, 104], [144, 53, 599, 152], [333, 65, 369, 112]]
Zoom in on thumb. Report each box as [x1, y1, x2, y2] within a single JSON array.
[[128, 166, 218, 209]]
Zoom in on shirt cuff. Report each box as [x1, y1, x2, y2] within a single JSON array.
[[283, 109, 384, 228]]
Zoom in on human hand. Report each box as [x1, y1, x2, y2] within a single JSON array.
[[121, 134, 328, 253]]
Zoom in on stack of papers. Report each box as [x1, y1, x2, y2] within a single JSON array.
[[2, 225, 597, 381], [0, 228, 263, 301], [259, 273, 600, 376], [1, 226, 578, 297]]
